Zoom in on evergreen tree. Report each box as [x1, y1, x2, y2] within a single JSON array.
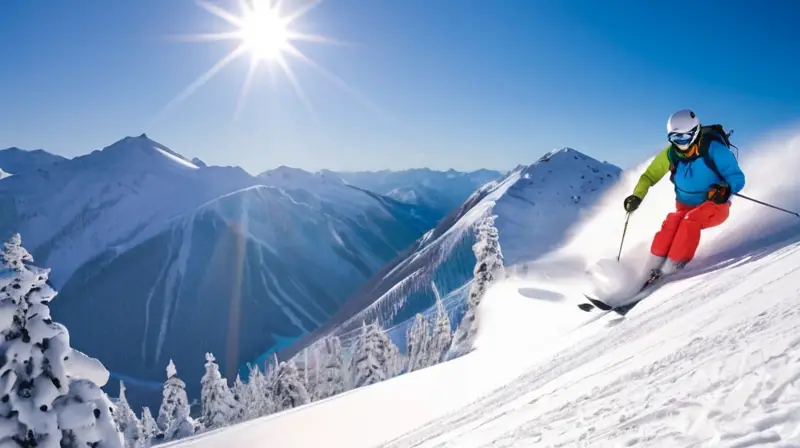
[[427, 292, 452, 366], [137, 407, 158, 448], [314, 336, 347, 400], [229, 374, 248, 423], [245, 364, 272, 418], [200, 353, 236, 430], [0, 233, 123, 447], [296, 347, 317, 400], [271, 360, 310, 412], [156, 360, 195, 441], [115, 381, 141, 447], [405, 313, 430, 372], [450, 213, 505, 358], [350, 321, 401, 388]]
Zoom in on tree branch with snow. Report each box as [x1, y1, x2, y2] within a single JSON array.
[[0, 233, 123, 447]]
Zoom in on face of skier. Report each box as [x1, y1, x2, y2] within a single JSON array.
[[668, 126, 699, 151]]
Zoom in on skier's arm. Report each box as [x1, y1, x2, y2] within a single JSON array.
[[632, 147, 671, 200], [709, 141, 745, 194]]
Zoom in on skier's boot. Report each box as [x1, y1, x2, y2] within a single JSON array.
[[643, 254, 666, 272], [639, 254, 666, 290], [660, 258, 688, 276]]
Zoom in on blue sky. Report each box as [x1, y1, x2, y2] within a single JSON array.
[[1, 0, 798, 174]]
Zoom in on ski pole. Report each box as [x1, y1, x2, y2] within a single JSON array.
[[617, 212, 631, 261], [733, 193, 800, 218]]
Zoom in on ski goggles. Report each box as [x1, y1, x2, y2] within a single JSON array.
[[668, 126, 698, 148]]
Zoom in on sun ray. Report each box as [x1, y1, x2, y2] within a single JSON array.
[[283, 0, 323, 25], [235, 0, 252, 16], [282, 43, 391, 124], [272, 0, 286, 16], [274, 54, 319, 123], [234, 57, 260, 120], [165, 31, 242, 43], [196, 0, 244, 27], [155, 0, 380, 124], [286, 31, 352, 46], [159, 44, 248, 118]]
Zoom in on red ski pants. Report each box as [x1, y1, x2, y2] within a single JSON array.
[[651, 201, 730, 262]]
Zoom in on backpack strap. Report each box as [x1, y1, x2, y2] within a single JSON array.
[[697, 125, 728, 183]]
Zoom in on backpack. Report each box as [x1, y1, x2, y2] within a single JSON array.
[[667, 124, 738, 185]]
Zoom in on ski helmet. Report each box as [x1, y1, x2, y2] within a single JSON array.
[[667, 109, 700, 151]]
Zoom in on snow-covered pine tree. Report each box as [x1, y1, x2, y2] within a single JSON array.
[[0, 233, 123, 447], [449, 213, 505, 358], [297, 347, 317, 400], [245, 363, 272, 418], [156, 360, 195, 441], [115, 381, 141, 447], [427, 290, 452, 366], [271, 360, 310, 412], [405, 313, 430, 372], [1, 233, 32, 269], [229, 374, 248, 423], [350, 321, 402, 388], [200, 353, 236, 430], [314, 335, 347, 400], [137, 407, 158, 448]]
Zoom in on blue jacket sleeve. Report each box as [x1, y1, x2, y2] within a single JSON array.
[[708, 140, 745, 193]]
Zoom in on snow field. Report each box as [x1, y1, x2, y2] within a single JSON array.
[[165, 352, 513, 448], [385, 240, 800, 447]]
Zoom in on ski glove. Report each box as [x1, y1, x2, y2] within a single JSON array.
[[708, 183, 731, 204], [624, 195, 642, 212]]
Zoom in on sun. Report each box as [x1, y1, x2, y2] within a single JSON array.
[[238, 2, 291, 60], [158, 0, 368, 120]]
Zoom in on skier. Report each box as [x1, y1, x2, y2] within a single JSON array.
[[622, 109, 745, 280]]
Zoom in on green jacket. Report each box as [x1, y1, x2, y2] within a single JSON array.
[[632, 146, 671, 200], [633, 140, 746, 206]]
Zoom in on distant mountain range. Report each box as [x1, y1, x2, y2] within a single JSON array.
[[0, 137, 503, 408], [329, 168, 503, 218]]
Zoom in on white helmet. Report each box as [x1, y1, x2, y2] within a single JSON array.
[[667, 109, 700, 151]]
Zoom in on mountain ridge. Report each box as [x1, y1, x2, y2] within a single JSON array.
[[279, 147, 622, 360], [0, 134, 444, 410]]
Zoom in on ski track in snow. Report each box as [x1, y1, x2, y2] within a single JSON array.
[[384, 242, 800, 448]]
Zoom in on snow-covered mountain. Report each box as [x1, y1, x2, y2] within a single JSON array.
[[283, 148, 621, 358], [0, 134, 440, 408], [0, 146, 67, 175], [0, 134, 255, 286], [330, 168, 504, 219]]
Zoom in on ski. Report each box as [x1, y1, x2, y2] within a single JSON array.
[[577, 303, 595, 312], [577, 270, 666, 315]]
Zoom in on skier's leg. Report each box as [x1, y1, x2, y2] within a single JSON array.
[[650, 203, 691, 258], [667, 201, 731, 263]]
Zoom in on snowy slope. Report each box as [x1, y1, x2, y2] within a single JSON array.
[[283, 148, 620, 358], [169, 128, 800, 447], [164, 244, 800, 448], [330, 168, 504, 219]]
